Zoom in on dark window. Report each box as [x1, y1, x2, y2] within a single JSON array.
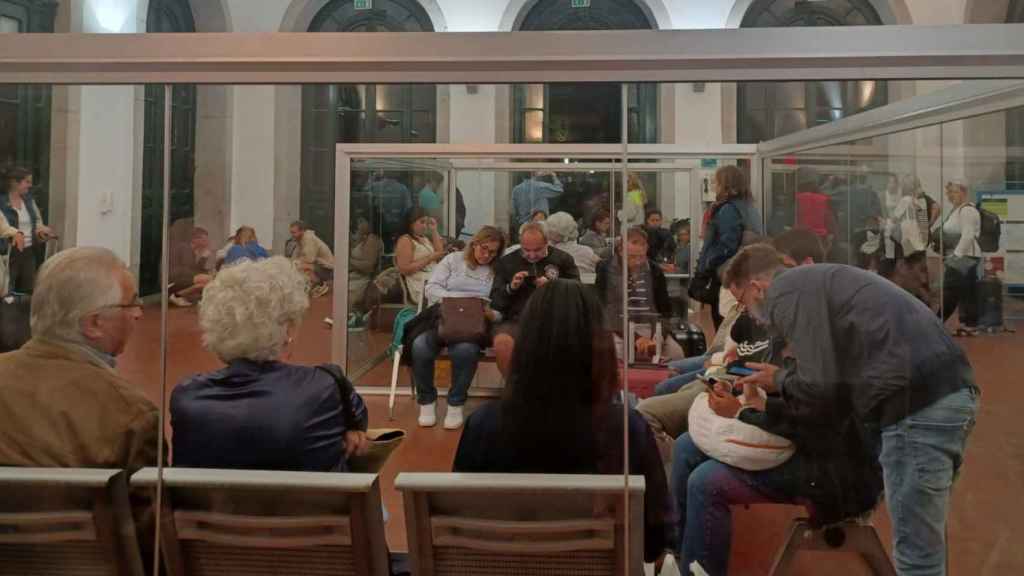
[[0, 1, 56, 225], [140, 0, 197, 295], [513, 0, 657, 144], [1006, 2, 1024, 189], [737, 0, 887, 143], [301, 0, 436, 245]]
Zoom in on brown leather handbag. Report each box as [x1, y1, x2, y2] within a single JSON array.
[[437, 297, 487, 344]]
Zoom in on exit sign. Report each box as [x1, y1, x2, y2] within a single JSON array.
[[571, 0, 591, 7], [354, 0, 372, 10]]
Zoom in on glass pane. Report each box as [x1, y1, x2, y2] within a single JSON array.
[[773, 82, 806, 109], [774, 109, 807, 135], [376, 85, 403, 112], [523, 110, 544, 143], [0, 82, 162, 573], [0, 16, 20, 33], [525, 83, 544, 109], [373, 110, 404, 141]]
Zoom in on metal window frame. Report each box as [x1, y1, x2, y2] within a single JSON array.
[[0, 25, 1023, 84]]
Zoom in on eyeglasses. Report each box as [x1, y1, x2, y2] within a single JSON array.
[[474, 244, 500, 255], [99, 297, 144, 311]]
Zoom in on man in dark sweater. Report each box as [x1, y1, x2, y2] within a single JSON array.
[[729, 244, 977, 576], [490, 222, 579, 376]]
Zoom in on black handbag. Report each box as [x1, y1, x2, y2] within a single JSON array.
[[687, 269, 719, 305]]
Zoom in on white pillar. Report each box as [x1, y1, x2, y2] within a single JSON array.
[[49, 0, 143, 268], [230, 86, 278, 249]]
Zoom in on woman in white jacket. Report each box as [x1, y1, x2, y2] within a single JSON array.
[[939, 180, 982, 335]]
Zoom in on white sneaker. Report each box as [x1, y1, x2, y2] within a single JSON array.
[[443, 405, 464, 430], [418, 402, 437, 427], [169, 294, 192, 307]]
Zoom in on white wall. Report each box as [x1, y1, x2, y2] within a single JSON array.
[[50, 0, 144, 269], [73, 86, 138, 264], [230, 86, 277, 248]]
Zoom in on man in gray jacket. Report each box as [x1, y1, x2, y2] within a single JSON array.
[[729, 244, 977, 576]]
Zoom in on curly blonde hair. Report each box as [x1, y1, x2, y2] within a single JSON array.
[[199, 257, 309, 362]]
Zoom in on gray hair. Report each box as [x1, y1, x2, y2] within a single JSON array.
[[518, 221, 548, 241], [31, 247, 127, 342], [199, 256, 309, 363], [544, 212, 579, 244]]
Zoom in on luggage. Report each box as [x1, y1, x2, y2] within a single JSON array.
[[0, 293, 31, 353], [975, 276, 1004, 331], [670, 320, 707, 358]]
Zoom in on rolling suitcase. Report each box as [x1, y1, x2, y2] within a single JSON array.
[[975, 276, 1014, 333]]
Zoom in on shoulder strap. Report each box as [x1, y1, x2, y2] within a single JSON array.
[[315, 363, 359, 428]]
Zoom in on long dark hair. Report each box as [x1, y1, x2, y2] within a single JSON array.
[[498, 280, 620, 472], [403, 206, 430, 237], [1, 165, 31, 194]]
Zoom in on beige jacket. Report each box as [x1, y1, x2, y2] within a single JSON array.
[[0, 212, 19, 240], [0, 338, 160, 470], [293, 230, 334, 270]]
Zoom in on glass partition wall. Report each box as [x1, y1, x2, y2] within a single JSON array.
[[332, 146, 756, 387]]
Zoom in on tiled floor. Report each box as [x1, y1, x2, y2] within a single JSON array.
[[120, 298, 1023, 575]]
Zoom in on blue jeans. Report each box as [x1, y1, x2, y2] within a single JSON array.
[[656, 355, 708, 396], [879, 386, 977, 576], [671, 433, 801, 576], [411, 330, 480, 407]]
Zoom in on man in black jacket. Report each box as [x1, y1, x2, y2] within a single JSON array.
[[729, 244, 977, 576], [490, 222, 579, 376]]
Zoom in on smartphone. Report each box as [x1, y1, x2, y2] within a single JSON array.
[[726, 363, 756, 378]]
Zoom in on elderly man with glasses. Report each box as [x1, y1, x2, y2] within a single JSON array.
[[0, 246, 158, 471]]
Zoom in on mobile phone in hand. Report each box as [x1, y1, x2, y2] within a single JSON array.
[[726, 362, 756, 378]]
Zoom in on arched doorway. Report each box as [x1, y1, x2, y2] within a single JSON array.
[[300, 0, 437, 247], [512, 0, 657, 144], [140, 0, 198, 295], [737, 0, 887, 143], [0, 0, 56, 244]]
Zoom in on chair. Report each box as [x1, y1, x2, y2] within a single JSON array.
[[396, 472, 646, 576], [131, 468, 389, 576], [769, 513, 896, 576], [0, 467, 145, 576]]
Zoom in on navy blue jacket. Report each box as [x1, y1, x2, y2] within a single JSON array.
[[171, 360, 368, 472], [696, 200, 744, 275]]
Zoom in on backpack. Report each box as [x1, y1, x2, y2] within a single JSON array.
[[973, 203, 1002, 253]]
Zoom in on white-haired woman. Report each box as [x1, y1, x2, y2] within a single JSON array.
[[545, 211, 600, 273], [170, 256, 369, 471]]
